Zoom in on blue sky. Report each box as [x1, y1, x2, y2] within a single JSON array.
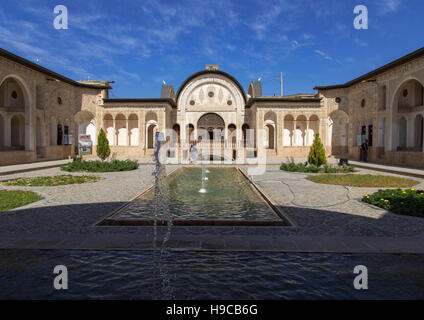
[[0, 0, 423, 98]]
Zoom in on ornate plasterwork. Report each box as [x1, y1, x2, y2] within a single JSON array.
[[177, 74, 244, 113]]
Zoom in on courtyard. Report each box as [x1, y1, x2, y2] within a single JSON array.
[[0, 162, 423, 253]]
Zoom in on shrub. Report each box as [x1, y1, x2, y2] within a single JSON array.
[[97, 128, 111, 161], [61, 159, 139, 172], [308, 133, 327, 167], [363, 188, 424, 218]]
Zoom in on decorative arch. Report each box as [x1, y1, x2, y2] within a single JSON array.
[[177, 71, 246, 112], [391, 77, 424, 151], [283, 115, 294, 146], [103, 114, 114, 145], [295, 115, 307, 146], [0, 75, 32, 150], [128, 114, 139, 146]]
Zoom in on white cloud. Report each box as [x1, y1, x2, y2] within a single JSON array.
[[314, 49, 333, 61], [377, 0, 402, 15]]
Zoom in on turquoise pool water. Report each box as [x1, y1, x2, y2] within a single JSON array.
[[0, 250, 423, 299], [109, 167, 285, 224]]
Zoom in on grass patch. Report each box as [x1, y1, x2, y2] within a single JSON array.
[[0, 175, 102, 187], [0, 190, 43, 212], [363, 188, 424, 217], [280, 158, 355, 173], [307, 174, 419, 188], [61, 158, 139, 172]]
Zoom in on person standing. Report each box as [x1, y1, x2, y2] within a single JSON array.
[[190, 140, 198, 163], [361, 139, 369, 162]]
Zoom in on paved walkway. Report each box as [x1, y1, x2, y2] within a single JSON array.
[[0, 164, 423, 253], [349, 160, 424, 178], [0, 159, 72, 176]]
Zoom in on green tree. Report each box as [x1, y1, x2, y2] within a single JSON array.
[[308, 133, 327, 167], [96, 128, 111, 161]]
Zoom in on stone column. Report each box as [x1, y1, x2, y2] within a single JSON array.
[[25, 81, 36, 151], [113, 117, 117, 146], [4, 115, 11, 147], [139, 110, 144, 149], [126, 117, 130, 146], [306, 120, 310, 146], [293, 119, 297, 146], [276, 111, 283, 155]]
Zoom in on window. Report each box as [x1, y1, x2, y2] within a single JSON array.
[[57, 97, 62, 105], [335, 97, 341, 103], [361, 99, 366, 108], [368, 125, 373, 147], [403, 89, 408, 97], [11, 91, 18, 99], [227, 100, 232, 105], [190, 100, 195, 105], [57, 124, 63, 145], [208, 91, 214, 98]]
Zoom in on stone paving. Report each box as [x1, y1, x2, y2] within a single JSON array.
[[0, 163, 424, 252]]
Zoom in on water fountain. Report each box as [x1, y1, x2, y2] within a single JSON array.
[[152, 132, 174, 299], [199, 163, 207, 193]]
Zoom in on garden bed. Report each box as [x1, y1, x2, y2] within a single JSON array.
[[61, 159, 139, 172], [0, 190, 44, 212], [0, 175, 102, 187], [363, 188, 424, 217], [307, 174, 419, 188], [280, 159, 354, 173]]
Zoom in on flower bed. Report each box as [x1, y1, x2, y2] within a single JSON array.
[[307, 174, 419, 188], [0, 175, 102, 187], [363, 188, 424, 217]]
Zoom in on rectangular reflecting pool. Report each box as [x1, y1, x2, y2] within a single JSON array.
[[1, 250, 423, 299], [101, 167, 288, 226]]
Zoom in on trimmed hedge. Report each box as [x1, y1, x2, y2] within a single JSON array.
[[61, 158, 139, 172], [280, 158, 354, 173], [363, 188, 424, 217]]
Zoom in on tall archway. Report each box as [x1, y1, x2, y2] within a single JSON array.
[[115, 114, 127, 146], [295, 115, 307, 146], [1, 76, 31, 150], [398, 117, 407, 148], [103, 114, 114, 145], [128, 114, 139, 146], [197, 113, 225, 142], [242, 124, 250, 147], [414, 114, 423, 149], [172, 124, 181, 145], [228, 124, 236, 146], [147, 124, 157, 149], [187, 123, 194, 143], [283, 115, 294, 146], [11, 115, 25, 148], [264, 124, 275, 149], [308, 115, 320, 146]]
